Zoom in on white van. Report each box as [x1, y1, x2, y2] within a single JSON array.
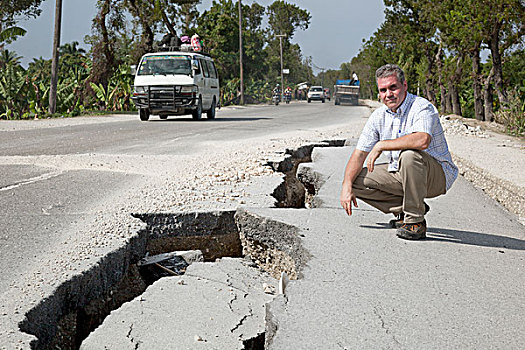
[[131, 51, 220, 121]]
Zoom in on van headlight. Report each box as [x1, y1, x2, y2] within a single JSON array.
[[181, 85, 198, 93], [133, 86, 146, 93]]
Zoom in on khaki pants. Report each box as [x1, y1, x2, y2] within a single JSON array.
[[352, 150, 446, 224]]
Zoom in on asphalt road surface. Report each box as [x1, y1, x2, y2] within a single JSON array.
[[1, 102, 352, 157], [0, 101, 366, 294]]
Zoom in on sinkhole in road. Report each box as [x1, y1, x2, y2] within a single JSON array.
[[18, 140, 345, 349], [18, 209, 309, 350]]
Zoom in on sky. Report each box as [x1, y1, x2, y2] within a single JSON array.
[[7, 0, 386, 73]]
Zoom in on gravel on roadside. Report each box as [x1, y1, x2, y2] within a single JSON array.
[[440, 114, 525, 223]]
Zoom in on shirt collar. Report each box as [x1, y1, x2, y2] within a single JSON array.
[[386, 92, 413, 117]]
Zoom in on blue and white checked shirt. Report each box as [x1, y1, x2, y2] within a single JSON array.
[[356, 92, 458, 190]]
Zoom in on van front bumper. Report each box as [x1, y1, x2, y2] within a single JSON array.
[[131, 85, 198, 111]]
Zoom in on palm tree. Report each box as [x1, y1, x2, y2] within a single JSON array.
[[59, 41, 86, 56], [0, 49, 22, 69], [28, 57, 50, 76]]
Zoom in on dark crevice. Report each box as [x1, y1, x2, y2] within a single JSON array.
[[19, 211, 243, 349], [268, 140, 346, 208], [18, 207, 310, 349], [243, 332, 265, 350]]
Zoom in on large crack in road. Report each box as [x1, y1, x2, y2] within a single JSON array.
[[18, 140, 344, 349]]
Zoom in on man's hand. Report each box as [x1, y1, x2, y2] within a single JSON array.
[[341, 149, 367, 216], [340, 183, 358, 216], [367, 141, 384, 172]]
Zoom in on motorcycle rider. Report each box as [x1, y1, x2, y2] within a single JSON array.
[[272, 83, 281, 105], [284, 86, 292, 103], [273, 83, 281, 95]]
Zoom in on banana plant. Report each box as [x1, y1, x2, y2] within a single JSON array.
[[109, 64, 133, 111], [0, 27, 27, 50], [60, 64, 89, 114], [57, 80, 77, 112], [28, 80, 51, 116], [89, 81, 118, 110], [0, 63, 29, 119]]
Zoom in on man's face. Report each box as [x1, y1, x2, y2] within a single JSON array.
[[377, 74, 407, 112]]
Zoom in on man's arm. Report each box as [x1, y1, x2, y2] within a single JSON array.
[[340, 149, 369, 216], [366, 132, 431, 172]]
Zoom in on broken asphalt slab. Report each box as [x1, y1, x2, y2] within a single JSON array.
[[81, 258, 277, 349]]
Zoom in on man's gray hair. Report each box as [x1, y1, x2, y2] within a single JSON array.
[[375, 64, 405, 83]]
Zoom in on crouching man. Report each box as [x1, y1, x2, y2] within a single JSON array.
[[340, 64, 458, 240]]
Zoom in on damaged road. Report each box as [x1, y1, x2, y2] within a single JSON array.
[[1, 102, 524, 349]]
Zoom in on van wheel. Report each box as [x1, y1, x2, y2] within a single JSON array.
[[335, 99, 340, 105], [307, 99, 311, 103], [139, 109, 150, 121], [207, 98, 216, 119], [159, 114, 168, 120], [192, 97, 202, 120]]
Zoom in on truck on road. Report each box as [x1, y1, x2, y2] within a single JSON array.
[[333, 79, 359, 106]]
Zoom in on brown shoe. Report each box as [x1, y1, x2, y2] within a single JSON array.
[[396, 220, 427, 240]]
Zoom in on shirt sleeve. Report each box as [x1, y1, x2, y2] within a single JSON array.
[[408, 100, 436, 136], [356, 112, 380, 152]]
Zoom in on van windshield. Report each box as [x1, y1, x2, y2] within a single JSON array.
[[138, 55, 192, 76]]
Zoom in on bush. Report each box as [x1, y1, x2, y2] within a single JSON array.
[[494, 90, 525, 137], [220, 78, 272, 106]]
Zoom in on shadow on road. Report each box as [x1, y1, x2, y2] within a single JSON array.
[[426, 227, 525, 251], [361, 223, 525, 251]]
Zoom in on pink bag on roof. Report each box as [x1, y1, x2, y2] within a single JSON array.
[[191, 34, 202, 52]]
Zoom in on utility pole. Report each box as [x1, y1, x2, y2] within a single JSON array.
[[49, 0, 62, 114], [276, 34, 286, 101], [238, 0, 244, 105]]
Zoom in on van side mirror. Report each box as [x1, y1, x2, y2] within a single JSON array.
[[130, 65, 137, 75]]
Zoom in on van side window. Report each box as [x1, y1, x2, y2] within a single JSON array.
[[200, 58, 210, 78], [193, 59, 201, 75], [206, 60, 217, 79], [211, 61, 218, 79]]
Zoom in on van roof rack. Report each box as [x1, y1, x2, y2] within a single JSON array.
[[155, 46, 212, 57]]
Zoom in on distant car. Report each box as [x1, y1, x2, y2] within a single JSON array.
[[323, 88, 331, 101], [307, 86, 325, 103]]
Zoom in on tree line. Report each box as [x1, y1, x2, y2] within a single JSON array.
[[1, 0, 523, 136], [339, 0, 524, 135], [0, 0, 312, 119]]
